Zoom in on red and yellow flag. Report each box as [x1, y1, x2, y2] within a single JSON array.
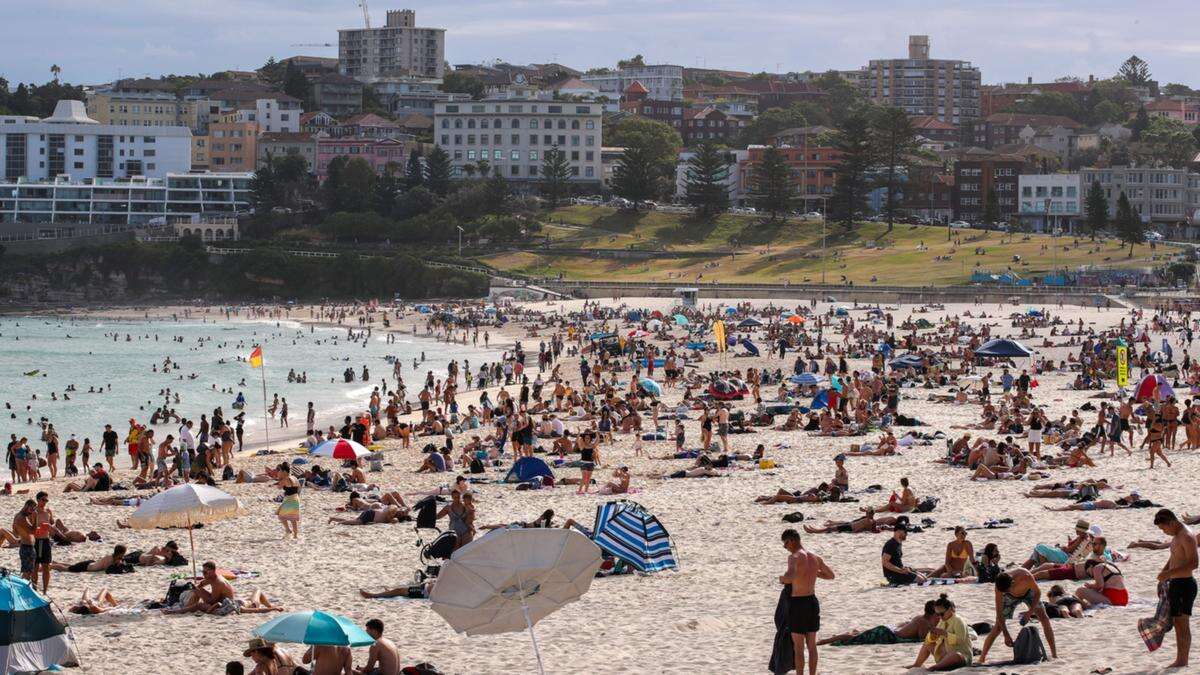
[[249, 346, 264, 368]]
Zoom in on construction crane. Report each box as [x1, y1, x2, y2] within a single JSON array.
[[291, 43, 336, 48], [358, 0, 371, 29]]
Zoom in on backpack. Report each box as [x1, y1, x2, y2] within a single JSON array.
[[468, 457, 485, 474], [914, 496, 939, 513], [1012, 625, 1048, 664], [164, 580, 194, 606], [781, 512, 805, 523]]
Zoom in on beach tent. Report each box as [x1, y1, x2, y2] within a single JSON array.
[[707, 380, 742, 400], [739, 339, 760, 357], [588, 331, 616, 341], [789, 373, 824, 387], [416, 305, 432, 314], [809, 390, 829, 410], [646, 319, 663, 331], [737, 318, 764, 329], [638, 378, 663, 397], [889, 353, 930, 372], [787, 315, 805, 325], [834, 307, 849, 317], [626, 311, 643, 322], [591, 500, 678, 573], [0, 571, 72, 674], [673, 314, 689, 326], [1135, 374, 1175, 402], [724, 307, 738, 315], [504, 457, 554, 484], [686, 341, 708, 351], [914, 318, 934, 329], [974, 339, 1033, 358]]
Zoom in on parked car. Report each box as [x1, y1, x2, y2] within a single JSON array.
[[1146, 231, 1165, 241], [949, 220, 970, 229], [801, 211, 824, 220]]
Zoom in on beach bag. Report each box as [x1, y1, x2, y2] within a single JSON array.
[[165, 580, 194, 606], [781, 512, 805, 523], [914, 496, 940, 513], [469, 457, 485, 474], [402, 664, 443, 675], [1012, 625, 1048, 664]]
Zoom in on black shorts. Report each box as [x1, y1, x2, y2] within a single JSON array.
[[1169, 577, 1198, 617], [788, 595, 820, 634], [35, 538, 52, 564], [18, 544, 35, 574], [885, 570, 918, 586]]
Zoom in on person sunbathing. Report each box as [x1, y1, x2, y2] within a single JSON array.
[[597, 466, 631, 495], [68, 588, 121, 615], [773, 410, 804, 431], [647, 466, 722, 479], [818, 600, 938, 646], [126, 541, 188, 567], [755, 484, 843, 505], [1019, 585, 1084, 621], [1043, 492, 1150, 511], [1024, 479, 1111, 499], [842, 442, 896, 457], [53, 545, 130, 573], [1030, 560, 1087, 582], [327, 504, 406, 526], [481, 509, 559, 531], [929, 527, 976, 578], [803, 508, 881, 534], [89, 495, 151, 507]]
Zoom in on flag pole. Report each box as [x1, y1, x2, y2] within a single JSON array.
[[258, 347, 270, 452]]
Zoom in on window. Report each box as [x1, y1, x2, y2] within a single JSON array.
[[454, 150, 462, 160], [585, 151, 594, 161], [467, 150, 476, 160], [571, 136, 580, 146], [529, 165, 538, 176], [510, 150, 520, 161], [440, 134, 449, 145], [543, 135, 552, 145], [586, 120, 595, 130], [480, 119, 489, 129], [454, 135, 462, 144], [529, 135, 538, 145], [585, 166, 594, 178], [493, 150, 501, 160], [73, 161, 84, 169], [511, 119, 520, 128], [530, 119, 539, 129], [467, 135, 476, 144], [73, 148, 84, 156], [144, 149, 155, 157], [585, 136, 594, 147], [511, 134, 519, 144], [548, 105, 562, 113], [557, 120, 566, 130], [575, 106, 590, 114], [571, 151, 579, 160], [144, 136, 155, 143], [510, 165, 519, 176], [571, 120, 580, 130], [529, 150, 538, 161], [467, 119, 476, 129], [445, 105, 459, 113]]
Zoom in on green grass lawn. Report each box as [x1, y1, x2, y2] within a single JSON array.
[[481, 206, 1171, 285]]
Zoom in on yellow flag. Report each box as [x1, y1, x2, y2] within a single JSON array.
[[249, 346, 264, 369], [713, 320, 727, 353], [1115, 345, 1128, 387]]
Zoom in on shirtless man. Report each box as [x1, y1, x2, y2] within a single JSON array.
[[779, 529, 835, 675], [12, 499, 37, 585], [978, 568, 1057, 663], [1154, 508, 1199, 667], [165, 560, 236, 614], [303, 644, 353, 675], [33, 492, 55, 592], [356, 618, 400, 675]]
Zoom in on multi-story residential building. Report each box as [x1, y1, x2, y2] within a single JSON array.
[[0, 172, 252, 225], [770, 126, 834, 148], [309, 72, 364, 116], [1146, 97, 1200, 126], [682, 107, 741, 146], [738, 144, 841, 211], [339, 9, 446, 82], [619, 82, 683, 133], [909, 115, 959, 147], [331, 113, 408, 139], [300, 112, 338, 135], [206, 117, 258, 172], [976, 113, 1081, 149], [191, 136, 210, 171], [980, 78, 1093, 118], [1, 101, 192, 181], [901, 159, 954, 222], [278, 55, 340, 78], [206, 90, 301, 133], [952, 150, 1023, 222], [1080, 166, 1194, 225], [315, 137, 412, 181], [859, 35, 981, 125], [1018, 173, 1082, 232], [86, 88, 196, 129], [433, 95, 603, 183], [674, 148, 746, 202], [258, 132, 319, 173], [582, 65, 684, 102]]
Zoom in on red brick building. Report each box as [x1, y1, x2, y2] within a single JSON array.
[[738, 145, 841, 211], [909, 115, 959, 146], [951, 150, 1024, 222], [682, 107, 741, 145], [619, 81, 684, 133]]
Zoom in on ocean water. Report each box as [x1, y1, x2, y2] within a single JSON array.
[[0, 316, 498, 465]]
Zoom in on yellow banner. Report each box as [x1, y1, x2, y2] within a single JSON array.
[[1116, 345, 1128, 387], [713, 320, 727, 353]]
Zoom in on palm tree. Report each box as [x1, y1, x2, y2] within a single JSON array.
[[50, 64, 61, 82]]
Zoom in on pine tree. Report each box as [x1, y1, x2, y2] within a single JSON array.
[[982, 188, 1001, 225], [682, 142, 731, 219], [405, 149, 424, 189], [425, 147, 452, 197], [1084, 180, 1109, 240], [485, 170, 510, 215], [1130, 105, 1150, 141], [1115, 191, 1144, 257], [749, 146, 793, 222], [611, 142, 660, 210], [829, 106, 875, 227], [540, 146, 572, 207], [871, 107, 917, 234]]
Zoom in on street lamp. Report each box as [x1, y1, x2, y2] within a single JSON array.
[[456, 225, 464, 256]]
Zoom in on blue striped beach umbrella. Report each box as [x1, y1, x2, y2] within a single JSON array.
[[591, 501, 678, 573], [0, 570, 71, 673]]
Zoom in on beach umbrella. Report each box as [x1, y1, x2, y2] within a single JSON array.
[[724, 306, 737, 315], [127, 483, 246, 578], [638, 378, 663, 397], [309, 438, 371, 460], [974, 338, 1033, 358], [787, 315, 805, 325], [737, 318, 764, 328], [673, 314, 689, 326], [789, 373, 823, 387], [627, 329, 650, 338], [253, 610, 375, 647], [646, 319, 662, 331], [430, 528, 602, 675], [591, 500, 678, 573], [0, 571, 71, 674]]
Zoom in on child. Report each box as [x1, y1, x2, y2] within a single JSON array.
[[634, 437, 646, 459], [674, 420, 685, 454]]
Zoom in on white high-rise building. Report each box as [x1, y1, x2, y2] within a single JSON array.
[[1, 101, 192, 181], [339, 9, 446, 82], [582, 65, 684, 102]]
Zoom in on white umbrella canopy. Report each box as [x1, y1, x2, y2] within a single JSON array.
[[127, 484, 247, 578], [430, 528, 602, 673]]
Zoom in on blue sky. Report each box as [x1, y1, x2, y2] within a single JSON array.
[[5, 0, 1200, 87]]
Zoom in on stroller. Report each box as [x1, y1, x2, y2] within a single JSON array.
[[413, 496, 457, 579]]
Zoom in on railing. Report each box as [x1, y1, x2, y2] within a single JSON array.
[[534, 278, 1161, 295]]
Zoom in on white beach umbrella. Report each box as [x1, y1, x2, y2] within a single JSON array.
[[127, 484, 247, 578], [429, 528, 602, 675]]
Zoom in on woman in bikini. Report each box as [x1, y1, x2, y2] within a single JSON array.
[[1075, 553, 1128, 607], [274, 462, 301, 541], [930, 527, 976, 578]]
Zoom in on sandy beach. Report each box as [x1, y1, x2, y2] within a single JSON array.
[[4, 296, 1199, 674]]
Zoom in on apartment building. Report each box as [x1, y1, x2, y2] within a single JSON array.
[[582, 64, 684, 102], [859, 35, 981, 125], [316, 137, 412, 181], [619, 82, 683, 132], [258, 132, 318, 173], [682, 107, 742, 146], [433, 96, 603, 183], [1, 101, 192, 181], [952, 151, 1022, 222], [1146, 97, 1200, 126], [205, 90, 301, 133], [737, 145, 841, 211], [207, 117, 258, 172], [674, 148, 746, 202], [901, 160, 954, 222], [975, 113, 1081, 148], [1080, 166, 1196, 225], [310, 71, 364, 116], [1018, 173, 1082, 232], [339, 9, 446, 82], [87, 89, 197, 129], [0, 172, 252, 225]]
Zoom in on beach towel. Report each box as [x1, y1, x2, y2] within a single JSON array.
[[830, 625, 916, 646], [768, 586, 794, 675], [1139, 580, 1173, 652]]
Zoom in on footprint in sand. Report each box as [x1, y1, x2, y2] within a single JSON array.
[[674, 617, 732, 633]]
